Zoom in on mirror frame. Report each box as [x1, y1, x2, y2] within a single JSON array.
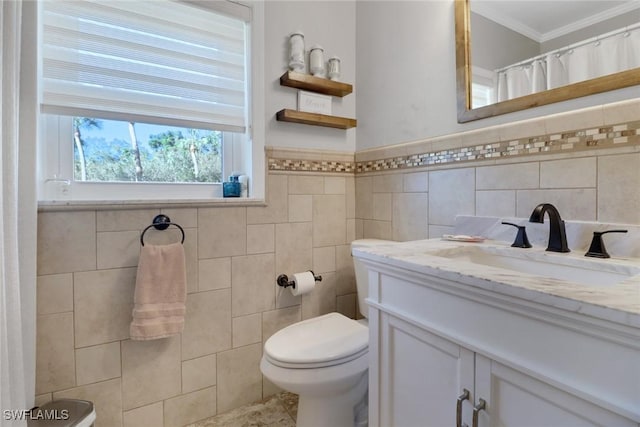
[[455, 0, 640, 123]]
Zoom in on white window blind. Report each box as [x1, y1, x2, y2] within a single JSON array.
[[41, 0, 249, 133]]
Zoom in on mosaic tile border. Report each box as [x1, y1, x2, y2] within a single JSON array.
[[355, 121, 640, 173], [267, 120, 639, 174], [268, 158, 356, 173]]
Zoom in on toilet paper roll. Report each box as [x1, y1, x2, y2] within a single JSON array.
[[290, 271, 315, 296]]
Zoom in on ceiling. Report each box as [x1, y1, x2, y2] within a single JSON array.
[[471, 0, 640, 42]]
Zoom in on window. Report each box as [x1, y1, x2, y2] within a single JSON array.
[[71, 117, 223, 183], [471, 66, 496, 108], [472, 83, 494, 108], [38, 0, 264, 201]]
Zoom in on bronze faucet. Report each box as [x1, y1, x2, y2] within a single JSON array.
[[529, 203, 570, 253]]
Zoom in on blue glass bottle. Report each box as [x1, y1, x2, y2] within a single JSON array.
[[223, 175, 241, 197]]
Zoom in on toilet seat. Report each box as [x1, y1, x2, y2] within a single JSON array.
[[265, 346, 368, 369], [264, 312, 368, 369]]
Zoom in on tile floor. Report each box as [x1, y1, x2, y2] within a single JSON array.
[[185, 392, 298, 427]]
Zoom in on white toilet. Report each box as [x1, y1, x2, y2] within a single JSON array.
[[260, 239, 393, 427]]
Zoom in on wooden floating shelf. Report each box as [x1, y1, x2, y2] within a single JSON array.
[[276, 109, 357, 130], [280, 71, 353, 97]]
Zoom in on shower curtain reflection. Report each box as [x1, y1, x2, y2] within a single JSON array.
[[496, 24, 640, 102]]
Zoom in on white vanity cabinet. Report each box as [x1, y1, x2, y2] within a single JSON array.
[[375, 312, 473, 426], [365, 264, 640, 427]]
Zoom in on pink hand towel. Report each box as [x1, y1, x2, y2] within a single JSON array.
[[130, 242, 187, 340]]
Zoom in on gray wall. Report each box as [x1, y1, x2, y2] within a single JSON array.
[[471, 12, 540, 70], [355, 0, 640, 151], [542, 11, 640, 52], [266, 1, 357, 152]]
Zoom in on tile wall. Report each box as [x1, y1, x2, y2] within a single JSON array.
[[354, 99, 640, 241], [35, 169, 357, 427], [34, 98, 639, 426]]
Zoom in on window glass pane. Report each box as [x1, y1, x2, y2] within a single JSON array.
[[73, 117, 222, 183], [472, 83, 494, 108]]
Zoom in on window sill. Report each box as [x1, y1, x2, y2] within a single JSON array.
[[38, 198, 267, 212]]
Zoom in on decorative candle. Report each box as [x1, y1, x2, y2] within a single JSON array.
[[327, 56, 341, 81], [309, 45, 325, 77], [289, 32, 305, 72]]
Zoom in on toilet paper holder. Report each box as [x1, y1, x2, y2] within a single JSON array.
[[277, 271, 322, 289]]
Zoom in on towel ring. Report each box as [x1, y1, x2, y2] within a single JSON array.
[[140, 214, 185, 246]]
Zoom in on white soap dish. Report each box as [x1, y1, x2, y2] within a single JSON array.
[[442, 234, 485, 243]]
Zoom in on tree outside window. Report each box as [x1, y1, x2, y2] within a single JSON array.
[[73, 118, 223, 184]]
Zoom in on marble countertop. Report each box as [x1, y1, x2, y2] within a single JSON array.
[[353, 238, 640, 329]]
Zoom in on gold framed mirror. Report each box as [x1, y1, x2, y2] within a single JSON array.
[[455, 0, 640, 123]]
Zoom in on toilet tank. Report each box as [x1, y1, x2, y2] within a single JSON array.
[[351, 239, 394, 318]]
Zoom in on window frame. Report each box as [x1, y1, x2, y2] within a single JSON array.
[[36, 0, 265, 204], [39, 114, 247, 201], [471, 65, 497, 108]]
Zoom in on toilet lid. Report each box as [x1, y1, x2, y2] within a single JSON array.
[[264, 312, 368, 367]]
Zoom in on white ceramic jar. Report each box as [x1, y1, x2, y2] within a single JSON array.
[[309, 45, 325, 77], [289, 32, 305, 72], [327, 56, 341, 81]]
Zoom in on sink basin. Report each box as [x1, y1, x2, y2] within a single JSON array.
[[429, 245, 640, 287]]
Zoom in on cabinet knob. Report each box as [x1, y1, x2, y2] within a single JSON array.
[[472, 398, 486, 427], [456, 389, 470, 427]]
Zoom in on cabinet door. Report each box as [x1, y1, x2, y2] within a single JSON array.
[[474, 355, 637, 427], [377, 313, 474, 427]]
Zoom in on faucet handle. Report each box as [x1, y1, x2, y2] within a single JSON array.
[[502, 222, 532, 248], [585, 229, 628, 258]]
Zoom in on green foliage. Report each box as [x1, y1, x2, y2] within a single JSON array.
[[146, 129, 222, 182], [148, 130, 184, 150], [78, 139, 142, 182], [74, 120, 223, 183], [74, 117, 102, 133]]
